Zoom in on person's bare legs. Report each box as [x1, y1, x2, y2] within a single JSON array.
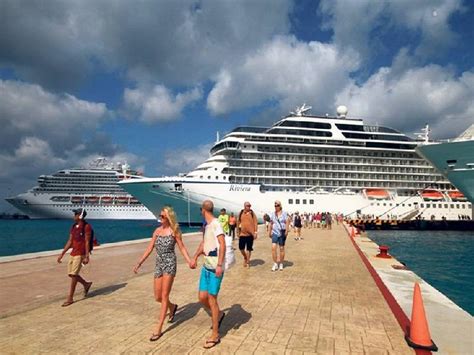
[[153, 276, 175, 335], [246, 250, 252, 266], [279, 246, 285, 264], [66, 274, 88, 303], [271, 243, 278, 263], [207, 294, 221, 342], [239, 248, 248, 266]]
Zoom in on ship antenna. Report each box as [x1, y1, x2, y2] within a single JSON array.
[[416, 124, 430, 143], [216, 131, 220, 143]]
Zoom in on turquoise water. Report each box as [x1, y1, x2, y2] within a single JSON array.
[[369, 230, 474, 316], [0, 220, 200, 257]]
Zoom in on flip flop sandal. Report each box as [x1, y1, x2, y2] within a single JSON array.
[[61, 301, 74, 307], [168, 304, 178, 323], [149, 333, 162, 342], [203, 338, 220, 349]]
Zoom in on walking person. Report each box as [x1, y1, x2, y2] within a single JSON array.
[[218, 208, 230, 236], [229, 212, 237, 240], [237, 201, 258, 268], [327, 213, 333, 230], [133, 206, 194, 342], [192, 200, 226, 349], [293, 211, 302, 240], [268, 200, 290, 271], [57, 208, 93, 307]]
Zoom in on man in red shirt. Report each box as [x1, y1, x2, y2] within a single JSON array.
[[57, 208, 93, 307]]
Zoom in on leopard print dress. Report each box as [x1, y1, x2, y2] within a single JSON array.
[[154, 234, 177, 278]]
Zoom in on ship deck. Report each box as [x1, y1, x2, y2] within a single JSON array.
[[0, 225, 469, 353]]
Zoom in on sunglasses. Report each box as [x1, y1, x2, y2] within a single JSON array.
[[160, 214, 166, 218], [274, 204, 281, 207]]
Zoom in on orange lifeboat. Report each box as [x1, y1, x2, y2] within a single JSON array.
[[420, 189, 444, 201], [85, 196, 99, 204], [101, 196, 113, 204], [115, 196, 129, 204], [448, 190, 466, 201], [365, 188, 390, 200], [71, 196, 84, 204]]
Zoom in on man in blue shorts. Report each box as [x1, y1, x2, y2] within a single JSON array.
[[192, 200, 226, 349]]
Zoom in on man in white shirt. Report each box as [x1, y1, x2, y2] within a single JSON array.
[[192, 200, 226, 349]]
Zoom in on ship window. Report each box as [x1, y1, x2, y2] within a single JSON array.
[[295, 199, 300, 204], [208, 176, 211, 179], [444, 204, 448, 208], [420, 204, 424, 208], [289, 199, 293, 204], [438, 204, 442, 208], [456, 205, 459, 209], [426, 204, 430, 208], [309, 199, 314, 204], [461, 204, 465, 208], [303, 199, 307, 204]]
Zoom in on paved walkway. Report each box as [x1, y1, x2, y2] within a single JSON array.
[[0, 225, 413, 354]]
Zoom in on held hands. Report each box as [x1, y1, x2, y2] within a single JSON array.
[[188, 259, 197, 269]]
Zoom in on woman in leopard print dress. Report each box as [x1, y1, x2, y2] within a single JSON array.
[[134, 206, 194, 341]]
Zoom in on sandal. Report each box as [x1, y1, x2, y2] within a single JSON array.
[[168, 303, 178, 323], [149, 333, 162, 342], [203, 338, 220, 349], [61, 300, 74, 307]]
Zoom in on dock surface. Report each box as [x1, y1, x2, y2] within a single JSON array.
[[0, 224, 413, 354]]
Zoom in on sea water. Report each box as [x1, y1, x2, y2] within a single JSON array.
[[0, 219, 199, 257], [369, 230, 474, 316]]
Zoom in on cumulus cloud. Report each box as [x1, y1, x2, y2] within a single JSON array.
[[207, 36, 359, 116], [319, 0, 463, 62], [123, 85, 202, 123], [162, 144, 211, 175], [335, 64, 474, 138], [0, 0, 292, 90]]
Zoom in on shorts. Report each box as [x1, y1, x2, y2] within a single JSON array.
[[238, 235, 254, 251], [67, 255, 83, 275], [271, 232, 287, 246], [199, 267, 224, 296]]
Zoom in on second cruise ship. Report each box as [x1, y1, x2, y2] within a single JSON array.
[[119, 105, 472, 223]]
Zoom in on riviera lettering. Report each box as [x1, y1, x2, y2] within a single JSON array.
[[229, 184, 251, 192]]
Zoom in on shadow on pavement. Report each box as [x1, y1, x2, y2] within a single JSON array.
[[283, 260, 294, 268], [220, 303, 252, 338], [86, 283, 127, 298], [249, 259, 265, 266], [164, 302, 202, 333]]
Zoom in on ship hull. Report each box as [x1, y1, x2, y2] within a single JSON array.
[[6, 193, 156, 220], [120, 178, 472, 223], [417, 140, 474, 204]]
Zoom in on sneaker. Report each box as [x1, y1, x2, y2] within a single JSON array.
[[279, 263, 284, 271], [271, 263, 278, 272]]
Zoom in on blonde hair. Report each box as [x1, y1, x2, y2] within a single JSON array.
[[162, 206, 181, 236]]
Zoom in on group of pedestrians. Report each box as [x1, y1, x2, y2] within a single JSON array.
[[56, 198, 294, 348]]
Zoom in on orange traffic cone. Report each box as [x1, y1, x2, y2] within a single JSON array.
[[405, 283, 438, 351]]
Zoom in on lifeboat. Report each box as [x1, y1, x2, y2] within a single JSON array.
[[365, 188, 390, 200], [101, 196, 113, 204], [85, 196, 99, 204], [71, 196, 84, 204], [448, 190, 466, 201], [130, 197, 140, 204], [420, 189, 444, 201], [115, 196, 129, 204]]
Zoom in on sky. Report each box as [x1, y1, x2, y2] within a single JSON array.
[[1, 0, 473, 212]]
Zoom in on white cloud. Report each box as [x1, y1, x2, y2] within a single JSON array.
[[0, 0, 293, 90], [319, 0, 463, 61], [162, 144, 211, 175], [336, 64, 474, 138], [207, 36, 360, 115], [123, 85, 202, 123]]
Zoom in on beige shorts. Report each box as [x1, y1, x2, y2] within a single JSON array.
[[67, 255, 83, 276]]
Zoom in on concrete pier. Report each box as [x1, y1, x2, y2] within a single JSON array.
[[0, 225, 414, 354]]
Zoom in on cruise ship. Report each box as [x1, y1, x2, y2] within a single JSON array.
[[119, 105, 472, 223], [417, 124, 474, 205], [6, 158, 156, 219]]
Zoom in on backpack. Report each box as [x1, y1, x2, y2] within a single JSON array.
[[79, 221, 98, 253]]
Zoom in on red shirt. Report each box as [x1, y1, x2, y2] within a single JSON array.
[[70, 221, 91, 256]]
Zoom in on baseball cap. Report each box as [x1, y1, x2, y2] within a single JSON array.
[[73, 208, 87, 218]]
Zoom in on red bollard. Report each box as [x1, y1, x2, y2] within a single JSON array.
[[376, 245, 392, 258]]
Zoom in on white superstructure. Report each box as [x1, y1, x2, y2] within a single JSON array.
[[6, 158, 156, 219], [120, 106, 472, 223]]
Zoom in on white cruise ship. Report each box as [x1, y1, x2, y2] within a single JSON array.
[[6, 158, 156, 219], [417, 124, 474, 205], [119, 105, 472, 223]]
